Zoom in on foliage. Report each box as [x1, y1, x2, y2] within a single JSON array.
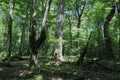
[[0, 0, 120, 79]]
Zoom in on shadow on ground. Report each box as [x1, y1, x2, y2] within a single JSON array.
[[0, 60, 120, 80]]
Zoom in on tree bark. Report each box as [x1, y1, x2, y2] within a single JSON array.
[[6, 0, 14, 59], [29, 0, 38, 67], [116, 2, 120, 59], [103, 4, 116, 59], [36, 0, 52, 49], [54, 0, 64, 61], [29, 0, 52, 67]]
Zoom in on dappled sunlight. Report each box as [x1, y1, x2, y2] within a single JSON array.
[[0, 0, 120, 80], [52, 77, 63, 80], [0, 59, 120, 80], [117, 62, 120, 64], [34, 75, 43, 80]]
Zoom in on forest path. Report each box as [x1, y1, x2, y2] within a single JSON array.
[[0, 59, 120, 80], [0, 60, 82, 80], [0, 60, 31, 80]]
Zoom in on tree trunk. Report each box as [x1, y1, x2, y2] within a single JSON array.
[[29, 0, 52, 67], [116, 2, 120, 59], [54, 0, 64, 61], [103, 4, 116, 59], [35, 0, 52, 49], [98, 24, 101, 55], [76, 14, 82, 48], [75, 1, 85, 48], [29, 25, 37, 66], [77, 32, 92, 64], [29, 0, 38, 67], [19, 13, 28, 55], [6, 0, 14, 59]]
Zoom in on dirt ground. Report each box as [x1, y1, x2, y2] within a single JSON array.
[[0, 60, 120, 80]]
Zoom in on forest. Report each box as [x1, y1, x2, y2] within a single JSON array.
[[0, 0, 120, 80]]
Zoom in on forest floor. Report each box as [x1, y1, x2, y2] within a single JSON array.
[[0, 57, 120, 80]]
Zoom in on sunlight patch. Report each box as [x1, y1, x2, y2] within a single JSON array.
[[34, 75, 43, 80]]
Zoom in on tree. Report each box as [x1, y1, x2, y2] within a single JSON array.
[[29, 0, 52, 67], [29, 0, 38, 65], [6, 0, 15, 60], [74, 0, 85, 48], [54, 0, 64, 61], [77, 31, 92, 64], [68, 17, 73, 48], [103, 3, 116, 59], [19, 12, 28, 55]]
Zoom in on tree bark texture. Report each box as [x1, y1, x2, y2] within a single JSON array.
[[29, 0, 52, 67], [103, 4, 116, 59], [7, 0, 14, 59], [54, 0, 64, 61], [36, 0, 52, 49], [29, 0, 38, 67]]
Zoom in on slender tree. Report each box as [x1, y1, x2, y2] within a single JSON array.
[[19, 13, 28, 55], [74, 0, 85, 48], [6, 0, 14, 59], [77, 32, 92, 64], [68, 17, 73, 48]]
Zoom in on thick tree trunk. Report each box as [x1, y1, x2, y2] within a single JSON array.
[[116, 2, 120, 59], [103, 4, 116, 59], [6, 0, 14, 59], [54, 0, 64, 61], [117, 2, 120, 51], [29, 25, 37, 66], [29, 0, 52, 67], [29, 0, 38, 67]]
